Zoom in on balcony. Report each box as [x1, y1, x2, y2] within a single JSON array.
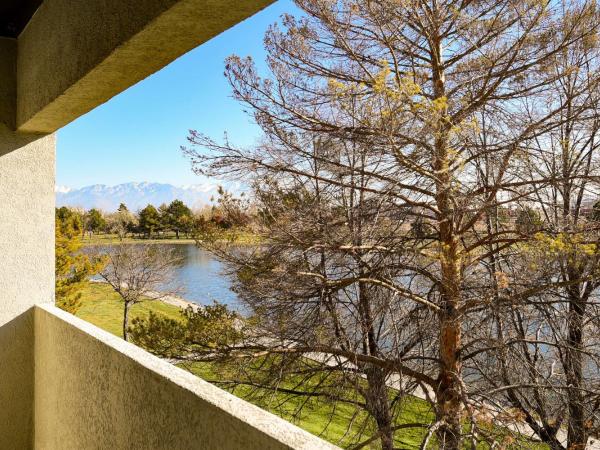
[[0, 1, 337, 448]]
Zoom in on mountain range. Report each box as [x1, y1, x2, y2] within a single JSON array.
[[55, 182, 231, 212]]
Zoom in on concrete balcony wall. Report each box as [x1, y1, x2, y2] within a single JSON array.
[[0, 125, 54, 450], [34, 304, 338, 450]]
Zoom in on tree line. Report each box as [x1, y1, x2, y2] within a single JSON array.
[[56, 191, 251, 240]]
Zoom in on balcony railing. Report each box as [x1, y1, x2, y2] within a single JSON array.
[[33, 304, 338, 449]]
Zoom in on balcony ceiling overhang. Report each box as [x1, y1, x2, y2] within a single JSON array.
[[0, 0, 43, 38], [0, 0, 274, 133]]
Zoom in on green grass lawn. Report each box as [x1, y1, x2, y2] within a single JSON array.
[[75, 282, 547, 449], [182, 361, 435, 449], [76, 282, 182, 337], [80, 230, 260, 247]]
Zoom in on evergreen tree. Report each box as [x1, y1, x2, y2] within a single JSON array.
[[182, 0, 598, 447], [56, 206, 83, 234], [165, 199, 193, 239], [86, 208, 106, 234], [138, 204, 161, 238], [158, 203, 170, 234], [591, 200, 600, 222], [55, 209, 104, 313]]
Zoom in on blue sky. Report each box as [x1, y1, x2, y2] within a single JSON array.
[[57, 0, 296, 189]]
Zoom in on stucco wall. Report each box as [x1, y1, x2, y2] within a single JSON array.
[[0, 127, 54, 450], [34, 304, 338, 450]]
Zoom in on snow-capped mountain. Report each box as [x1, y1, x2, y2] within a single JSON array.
[[55, 182, 233, 212], [55, 185, 72, 194]]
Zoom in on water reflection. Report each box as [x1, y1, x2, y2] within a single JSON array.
[[165, 244, 238, 307]]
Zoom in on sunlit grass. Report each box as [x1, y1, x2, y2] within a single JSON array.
[[76, 282, 182, 337]]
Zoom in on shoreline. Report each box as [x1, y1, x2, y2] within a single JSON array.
[[149, 292, 200, 311], [89, 279, 200, 311], [79, 232, 261, 247], [82, 238, 197, 247]]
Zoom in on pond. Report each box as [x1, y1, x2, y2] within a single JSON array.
[[92, 243, 240, 308], [165, 244, 239, 307]]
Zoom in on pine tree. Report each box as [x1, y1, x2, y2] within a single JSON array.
[[138, 204, 161, 238], [55, 209, 104, 313], [165, 199, 193, 239]]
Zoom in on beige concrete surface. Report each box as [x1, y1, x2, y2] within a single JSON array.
[[17, 0, 274, 133], [0, 126, 54, 449], [34, 304, 338, 450], [0, 311, 34, 450], [0, 38, 16, 129], [0, 127, 55, 321]]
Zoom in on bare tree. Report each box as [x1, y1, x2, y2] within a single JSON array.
[[476, 22, 600, 448], [98, 244, 182, 341], [181, 0, 600, 448], [105, 208, 138, 241]]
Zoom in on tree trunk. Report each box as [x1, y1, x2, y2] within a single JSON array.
[[430, 27, 463, 450], [562, 118, 587, 449], [365, 366, 394, 450], [123, 301, 132, 341], [436, 249, 463, 450], [356, 273, 394, 449], [175, 229, 179, 239], [566, 289, 587, 450]]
